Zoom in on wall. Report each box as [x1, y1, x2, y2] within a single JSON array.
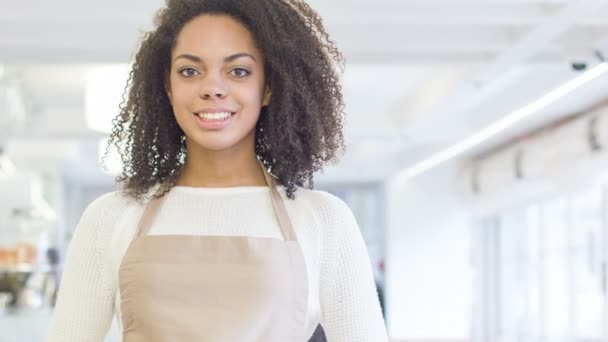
[[385, 162, 472, 340]]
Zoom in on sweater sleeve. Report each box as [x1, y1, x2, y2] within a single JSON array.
[[316, 192, 389, 342], [46, 192, 123, 342]]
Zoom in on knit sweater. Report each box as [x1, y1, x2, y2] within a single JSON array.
[[46, 185, 388, 341]]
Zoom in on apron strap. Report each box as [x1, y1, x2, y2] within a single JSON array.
[[260, 164, 297, 241], [132, 161, 298, 242], [134, 190, 169, 239]]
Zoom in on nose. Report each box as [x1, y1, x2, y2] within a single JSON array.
[[199, 72, 227, 100]]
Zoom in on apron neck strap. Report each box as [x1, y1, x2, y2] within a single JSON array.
[[134, 161, 297, 241], [134, 191, 169, 239], [260, 162, 296, 241]]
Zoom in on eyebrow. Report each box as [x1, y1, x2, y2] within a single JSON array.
[[173, 53, 257, 64]]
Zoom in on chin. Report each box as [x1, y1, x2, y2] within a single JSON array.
[[193, 139, 237, 151], [187, 133, 247, 152]]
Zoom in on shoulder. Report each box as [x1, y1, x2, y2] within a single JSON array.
[[294, 189, 368, 271], [84, 190, 139, 216], [77, 190, 146, 231], [71, 190, 148, 259], [289, 188, 356, 228]]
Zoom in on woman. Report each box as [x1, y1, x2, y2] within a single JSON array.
[[47, 0, 388, 341]]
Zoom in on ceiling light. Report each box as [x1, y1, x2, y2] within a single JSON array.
[[391, 62, 608, 185]]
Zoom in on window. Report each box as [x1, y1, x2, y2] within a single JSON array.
[[473, 186, 608, 341]]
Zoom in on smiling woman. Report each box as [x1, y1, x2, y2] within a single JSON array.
[[168, 15, 269, 156], [104, 0, 347, 200], [46, 1, 388, 341]]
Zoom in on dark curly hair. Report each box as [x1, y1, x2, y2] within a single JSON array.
[[103, 0, 345, 201]]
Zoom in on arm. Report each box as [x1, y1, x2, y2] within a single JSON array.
[[318, 193, 389, 342], [46, 194, 118, 342]]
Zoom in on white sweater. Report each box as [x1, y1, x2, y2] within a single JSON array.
[[46, 185, 388, 342]]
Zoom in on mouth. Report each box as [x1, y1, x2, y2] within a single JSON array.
[[193, 111, 236, 120], [192, 111, 237, 130]]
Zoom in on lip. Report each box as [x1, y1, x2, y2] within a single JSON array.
[[193, 110, 236, 130], [195, 108, 237, 114]]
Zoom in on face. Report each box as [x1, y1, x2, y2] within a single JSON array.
[[167, 14, 270, 153]]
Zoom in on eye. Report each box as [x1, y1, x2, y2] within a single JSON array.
[[178, 67, 199, 77], [230, 67, 251, 78]]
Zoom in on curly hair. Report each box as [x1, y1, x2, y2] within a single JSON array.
[[103, 0, 345, 201]]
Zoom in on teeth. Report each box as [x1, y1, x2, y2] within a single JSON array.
[[197, 112, 232, 120]]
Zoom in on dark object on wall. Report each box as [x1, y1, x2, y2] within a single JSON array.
[[571, 62, 587, 71]]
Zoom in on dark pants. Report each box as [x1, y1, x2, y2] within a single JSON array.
[[308, 324, 327, 342]]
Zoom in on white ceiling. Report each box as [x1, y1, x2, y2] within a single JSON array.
[[1, 0, 608, 186]]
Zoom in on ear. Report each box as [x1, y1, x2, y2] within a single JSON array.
[[262, 85, 272, 106], [165, 71, 173, 104], [166, 88, 173, 104]]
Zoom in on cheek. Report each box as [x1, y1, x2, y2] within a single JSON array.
[[236, 82, 266, 107], [168, 89, 195, 133], [168, 80, 194, 108]]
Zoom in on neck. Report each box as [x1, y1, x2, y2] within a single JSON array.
[[175, 141, 266, 188]]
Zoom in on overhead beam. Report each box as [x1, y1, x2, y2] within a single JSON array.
[[6, 2, 605, 28], [397, 0, 608, 134], [476, 0, 608, 84], [391, 0, 608, 182]]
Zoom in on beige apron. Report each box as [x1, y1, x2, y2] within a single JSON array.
[[118, 167, 309, 341]]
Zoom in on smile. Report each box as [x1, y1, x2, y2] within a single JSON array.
[[194, 111, 235, 121], [193, 111, 236, 130]]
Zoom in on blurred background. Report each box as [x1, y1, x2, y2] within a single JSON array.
[[1, 0, 608, 341]]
